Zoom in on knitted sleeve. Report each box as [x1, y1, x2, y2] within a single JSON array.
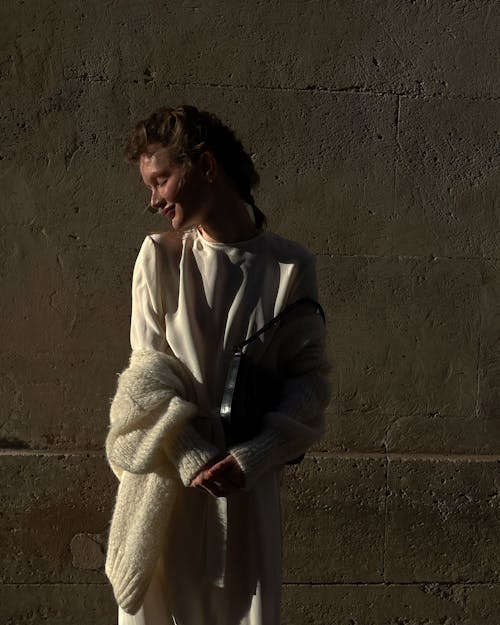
[[228, 253, 333, 490], [126, 235, 220, 486]]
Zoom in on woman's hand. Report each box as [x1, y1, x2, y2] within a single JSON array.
[[189, 452, 245, 497]]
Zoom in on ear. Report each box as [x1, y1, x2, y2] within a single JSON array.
[[198, 150, 218, 180]]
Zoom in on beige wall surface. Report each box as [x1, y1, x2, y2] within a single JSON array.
[[1, 1, 499, 624]]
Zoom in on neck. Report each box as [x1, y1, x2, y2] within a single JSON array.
[[197, 205, 259, 244]]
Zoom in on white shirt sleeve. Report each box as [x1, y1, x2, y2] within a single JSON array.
[[130, 235, 171, 353], [126, 235, 221, 485]]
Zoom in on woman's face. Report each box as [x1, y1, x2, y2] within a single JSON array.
[[139, 144, 212, 230]]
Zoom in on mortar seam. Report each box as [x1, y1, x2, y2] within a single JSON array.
[[1, 449, 499, 461]]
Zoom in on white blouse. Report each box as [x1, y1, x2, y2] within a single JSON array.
[[130, 225, 328, 413]]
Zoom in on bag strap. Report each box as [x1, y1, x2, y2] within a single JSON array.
[[234, 297, 326, 352]]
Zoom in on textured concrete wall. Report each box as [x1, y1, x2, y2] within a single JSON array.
[[1, 1, 499, 623]]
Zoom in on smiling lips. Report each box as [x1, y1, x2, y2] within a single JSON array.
[[162, 204, 175, 218]]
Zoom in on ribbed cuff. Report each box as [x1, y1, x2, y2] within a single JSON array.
[[105, 470, 176, 615], [228, 427, 284, 491], [165, 423, 221, 487]]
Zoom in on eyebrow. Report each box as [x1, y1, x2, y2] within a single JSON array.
[[140, 169, 170, 186]]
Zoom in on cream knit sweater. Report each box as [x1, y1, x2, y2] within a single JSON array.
[[105, 347, 221, 615]]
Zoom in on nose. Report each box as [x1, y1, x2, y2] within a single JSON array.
[[150, 187, 165, 210]]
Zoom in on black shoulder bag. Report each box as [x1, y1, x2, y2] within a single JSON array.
[[219, 297, 326, 465]]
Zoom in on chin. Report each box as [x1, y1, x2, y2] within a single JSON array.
[[170, 219, 192, 234], [169, 215, 181, 229], [174, 217, 197, 232]]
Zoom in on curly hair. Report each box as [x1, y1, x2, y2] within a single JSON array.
[[124, 104, 267, 229]]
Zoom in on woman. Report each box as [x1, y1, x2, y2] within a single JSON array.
[[108, 104, 332, 625]]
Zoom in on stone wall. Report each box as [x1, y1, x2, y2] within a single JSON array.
[[1, 1, 498, 623]]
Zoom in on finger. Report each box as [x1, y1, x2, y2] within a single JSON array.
[[204, 464, 245, 491], [191, 453, 228, 486], [197, 473, 225, 494], [193, 473, 217, 493], [190, 475, 204, 488], [206, 454, 234, 472], [199, 482, 218, 497], [205, 464, 238, 485], [206, 462, 234, 480]]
